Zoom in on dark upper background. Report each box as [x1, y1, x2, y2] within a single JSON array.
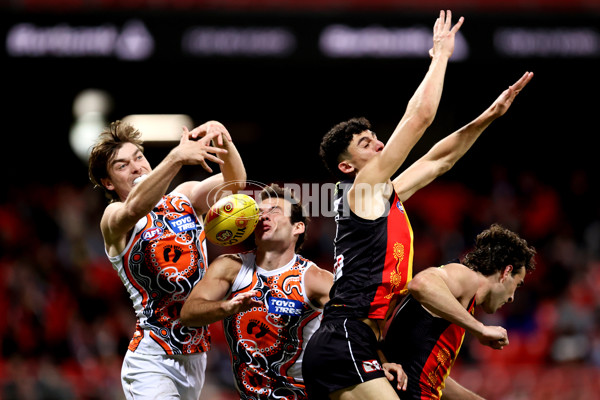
[[2, 0, 599, 189]]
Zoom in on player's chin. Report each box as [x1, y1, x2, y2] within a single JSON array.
[[482, 306, 495, 314], [254, 228, 267, 238], [493, 302, 507, 313], [254, 232, 271, 245]]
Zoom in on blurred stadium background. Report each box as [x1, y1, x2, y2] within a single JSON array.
[[2, 0, 600, 399]]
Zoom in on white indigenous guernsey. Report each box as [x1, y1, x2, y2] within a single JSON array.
[[223, 252, 322, 400], [108, 192, 211, 355]]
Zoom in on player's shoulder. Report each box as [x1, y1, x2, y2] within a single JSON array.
[[440, 262, 475, 275], [303, 258, 334, 279], [170, 182, 195, 199], [215, 252, 243, 266], [296, 254, 322, 269], [208, 253, 244, 282], [102, 199, 123, 214], [440, 262, 479, 287], [100, 200, 125, 231]]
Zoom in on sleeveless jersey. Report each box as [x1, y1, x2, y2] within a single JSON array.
[[223, 252, 323, 400], [107, 192, 211, 355], [384, 292, 477, 400], [323, 180, 414, 321]]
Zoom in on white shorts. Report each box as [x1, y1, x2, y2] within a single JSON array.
[[121, 350, 207, 400]]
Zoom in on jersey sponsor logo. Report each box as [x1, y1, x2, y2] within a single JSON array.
[[267, 297, 303, 316], [167, 214, 197, 234], [362, 359, 382, 373], [141, 227, 164, 241]]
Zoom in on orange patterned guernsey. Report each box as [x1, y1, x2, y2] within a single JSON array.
[[223, 252, 322, 400], [108, 193, 211, 355]]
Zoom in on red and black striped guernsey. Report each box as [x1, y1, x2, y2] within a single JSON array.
[[323, 180, 414, 322]]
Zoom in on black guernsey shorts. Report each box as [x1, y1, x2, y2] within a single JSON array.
[[302, 318, 387, 399]]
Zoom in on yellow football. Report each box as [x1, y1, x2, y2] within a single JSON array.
[[204, 194, 260, 246]]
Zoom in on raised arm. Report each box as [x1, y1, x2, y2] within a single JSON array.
[[101, 129, 228, 256], [180, 254, 261, 327], [408, 264, 509, 349], [356, 10, 464, 187], [176, 120, 247, 214], [393, 71, 534, 202]]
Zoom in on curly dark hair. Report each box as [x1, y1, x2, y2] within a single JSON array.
[[88, 120, 144, 202], [462, 224, 536, 276], [259, 183, 309, 252], [319, 117, 371, 181]]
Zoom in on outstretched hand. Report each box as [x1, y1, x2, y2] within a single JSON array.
[[187, 120, 232, 146], [177, 126, 228, 173], [490, 71, 534, 117], [429, 10, 464, 59]]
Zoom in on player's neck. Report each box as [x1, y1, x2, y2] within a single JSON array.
[[255, 246, 296, 271], [474, 273, 490, 306]]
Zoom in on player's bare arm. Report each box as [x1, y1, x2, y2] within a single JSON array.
[[442, 377, 486, 400], [408, 264, 486, 335], [409, 264, 509, 349], [348, 11, 463, 220], [355, 10, 464, 190], [101, 128, 228, 254], [189, 121, 247, 202], [180, 254, 261, 327], [193, 137, 246, 214], [393, 71, 534, 202], [101, 151, 186, 257], [304, 265, 334, 309], [177, 122, 246, 214]]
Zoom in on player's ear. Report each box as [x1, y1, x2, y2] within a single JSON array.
[[293, 221, 305, 236], [338, 160, 355, 175], [101, 178, 114, 191], [500, 265, 513, 282]]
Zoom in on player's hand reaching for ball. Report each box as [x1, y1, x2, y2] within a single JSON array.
[[172, 126, 228, 173], [187, 120, 232, 146]]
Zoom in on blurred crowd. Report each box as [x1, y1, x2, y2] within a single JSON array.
[[1, 163, 599, 400]]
